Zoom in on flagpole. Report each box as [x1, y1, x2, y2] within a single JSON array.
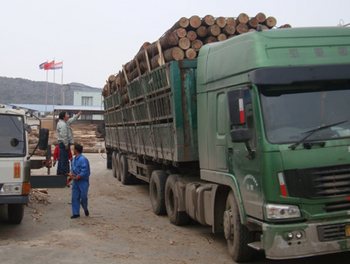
[[45, 70, 48, 113], [53, 68, 55, 113], [61, 61, 64, 105]]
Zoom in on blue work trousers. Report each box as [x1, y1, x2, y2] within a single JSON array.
[[71, 180, 89, 216], [58, 142, 70, 174]]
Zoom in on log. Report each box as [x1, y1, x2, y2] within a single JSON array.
[[279, 24, 292, 28], [121, 93, 129, 106], [236, 13, 249, 24], [168, 17, 189, 32], [151, 54, 161, 69], [204, 36, 217, 44], [217, 34, 227, 41], [222, 24, 235, 35], [226, 17, 237, 27], [189, 15, 201, 29], [202, 14, 215, 26], [248, 17, 259, 28], [236, 23, 249, 34], [174, 28, 187, 38], [216, 17, 227, 28], [108, 75, 116, 83], [160, 31, 179, 50], [255, 12, 266, 23], [265, 16, 277, 28], [187, 30, 197, 41], [178, 37, 191, 50], [196, 26, 208, 38], [191, 39, 203, 51], [147, 41, 159, 57], [185, 48, 197, 59], [164, 47, 184, 62], [208, 25, 221, 36]]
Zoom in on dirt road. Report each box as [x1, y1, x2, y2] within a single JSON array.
[[0, 154, 349, 264]]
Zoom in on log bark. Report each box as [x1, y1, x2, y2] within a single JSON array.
[[191, 39, 203, 51], [217, 33, 227, 41], [216, 17, 227, 28], [151, 54, 161, 69], [236, 13, 249, 24], [189, 15, 201, 29], [164, 47, 184, 62], [222, 24, 235, 35], [178, 37, 191, 50], [196, 26, 208, 38], [226, 17, 237, 27], [236, 23, 249, 34], [255, 12, 266, 23], [186, 30, 197, 41], [108, 75, 116, 83], [202, 14, 215, 26], [174, 28, 187, 38], [160, 32, 179, 50], [265, 16, 277, 28], [185, 48, 197, 59], [279, 24, 292, 28], [208, 25, 221, 36]]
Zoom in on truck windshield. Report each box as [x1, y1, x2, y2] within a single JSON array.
[[259, 80, 350, 144], [0, 114, 25, 156]]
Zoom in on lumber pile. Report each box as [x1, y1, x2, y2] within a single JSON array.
[[102, 13, 291, 101]]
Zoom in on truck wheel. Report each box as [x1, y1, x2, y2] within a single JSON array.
[[224, 191, 255, 262], [165, 174, 190, 225], [115, 153, 121, 181], [150, 170, 167, 215], [120, 154, 132, 185], [112, 151, 117, 178], [8, 204, 24, 224]]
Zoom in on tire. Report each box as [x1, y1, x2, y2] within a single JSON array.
[[224, 191, 255, 262], [112, 151, 117, 178], [8, 204, 24, 224], [165, 174, 190, 225], [149, 170, 168, 215], [119, 154, 132, 185], [115, 153, 121, 181]]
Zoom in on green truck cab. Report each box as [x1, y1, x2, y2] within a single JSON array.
[[105, 27, 350, 261]]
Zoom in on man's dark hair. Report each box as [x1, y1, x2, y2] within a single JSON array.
[[74, 144, 83, 154], [59, 111, 67, 120]]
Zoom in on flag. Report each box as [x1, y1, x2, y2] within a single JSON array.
[[44, 60, 55, 70], [39, 61, 47, 69], [51, 61, 63, 70]]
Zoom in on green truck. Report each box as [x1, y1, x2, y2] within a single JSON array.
[[104, 27, 350, 261]]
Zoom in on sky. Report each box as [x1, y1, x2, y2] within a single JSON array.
[[0, 0, 349, 89]]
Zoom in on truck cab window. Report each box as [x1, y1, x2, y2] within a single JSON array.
[[0, 114, 25, 156], [259, 80, 350, 144]]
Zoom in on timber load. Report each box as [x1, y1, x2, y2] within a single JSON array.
[[102, 13, 291, 102]]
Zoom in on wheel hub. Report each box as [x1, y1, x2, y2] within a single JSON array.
[[223, 209, 234, 240]]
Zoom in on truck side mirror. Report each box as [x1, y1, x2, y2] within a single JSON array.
[[38, 128, 49, 150], [227, 88, 252, 143]]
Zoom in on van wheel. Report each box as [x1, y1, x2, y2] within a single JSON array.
[[120, 154, 132, 185], [8, 204, 24, 224], [224, 191, 255, 262], [165, 174, 190, 225], [149, 170, 167, 215]]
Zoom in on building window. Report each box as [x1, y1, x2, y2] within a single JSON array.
[[82, 96, 93, 106]]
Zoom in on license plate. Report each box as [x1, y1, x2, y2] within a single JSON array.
[[346, 225, 350, 237]]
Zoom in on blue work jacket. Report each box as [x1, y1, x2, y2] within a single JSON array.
[[71, 154, 91, 180]]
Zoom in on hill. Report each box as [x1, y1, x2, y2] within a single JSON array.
[[0, 76, 102, 105]]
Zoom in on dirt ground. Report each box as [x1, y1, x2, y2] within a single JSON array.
[[0, 153, 349, 264]]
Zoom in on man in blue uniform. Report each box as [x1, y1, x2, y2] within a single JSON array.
[[70, 144, 91, 219]]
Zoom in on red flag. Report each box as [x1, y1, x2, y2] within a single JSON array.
[[44, 60, 55, 70]]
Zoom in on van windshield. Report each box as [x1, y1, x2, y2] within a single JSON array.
[[0, 114, 25, 156], [259, 80, 350, 144]]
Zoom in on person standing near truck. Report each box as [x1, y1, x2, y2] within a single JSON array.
[[56, 111, 82, 175], [69, 144, 91, 219]]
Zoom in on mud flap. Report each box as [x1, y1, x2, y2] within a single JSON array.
[[30, 175, 68, 188]]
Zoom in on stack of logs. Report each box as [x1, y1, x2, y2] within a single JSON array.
[[102, 13, 291, 102]]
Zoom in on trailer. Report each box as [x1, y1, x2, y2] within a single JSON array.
[[104, 27, 350, 261]]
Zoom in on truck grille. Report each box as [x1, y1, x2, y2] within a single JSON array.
[[284, 164, 350, 200], [317, 223, 349, 241]]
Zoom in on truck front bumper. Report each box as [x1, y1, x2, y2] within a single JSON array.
[[262, 218, 350, 259], [0, 195, 29, 205]]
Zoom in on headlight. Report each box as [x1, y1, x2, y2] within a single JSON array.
[[265, 204, 301, 219], [0, 183, 23, 195]]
